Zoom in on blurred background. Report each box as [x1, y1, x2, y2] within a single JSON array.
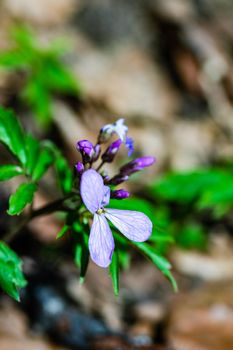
[[0, 0, 233, 349]]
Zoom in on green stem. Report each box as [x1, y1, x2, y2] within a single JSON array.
[[3, 193, 76, 243]]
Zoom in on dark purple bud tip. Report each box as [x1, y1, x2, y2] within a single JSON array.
[[75, 161, 84, 174], [77, 140, 95, 161], [109, 174, 129, 185], [120, 156, 156, 176], [102, 139, 122, 163], [111, 189, 130, 199]]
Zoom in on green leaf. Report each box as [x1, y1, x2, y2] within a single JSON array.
[[43, 142, 72, 194], [32, 144, 54, 181], [45, 56, 81, 95], [134, 242, 178, 292], [55, 154, 73, 194], [74, 233, 89, 282], [0, 242, 27, 301], [25, 134, 40, 175], [0, 107, 27, 165], [56, 225, 69, 239], [8, 182, 37, 215], [0, 50, 32, 68], [109, 250, 119, 296], [22, 75, 52, 127], [177, 223, 207, 250], [0, 165, 24, 181]]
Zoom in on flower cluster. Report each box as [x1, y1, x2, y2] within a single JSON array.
[[75, 119, 156, 268]]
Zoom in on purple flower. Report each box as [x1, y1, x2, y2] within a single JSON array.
[[111, 189, 130, 199], [120, 156, 156, 176], [98, 118, 128, 143], [75, 161, 84, 174], [77, 140, 95, 162], [101, 139, 122, 163], [80, 169, 152, 267]]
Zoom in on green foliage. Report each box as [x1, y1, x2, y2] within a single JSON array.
[[109, 250, 119, 296], [74, 230, 89, 283], [8, 182, 37, 216], [151, 168, 233, 217], [0, 107, 27, 165], [0, 107, 73, 215], [146, 165, 233, 252], [0, 165, 23, 181], [175, 223, 207, 250], [45, 142, 73, 194], [0, 26, 82, 128], [0, 242, 27, 301]]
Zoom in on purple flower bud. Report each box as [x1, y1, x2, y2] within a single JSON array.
[[120, 156, 156, 176], [111, 189, 130, 199], [75, 161, 84, 174], [108, 174, 129, 185], [102, 139, 122, 163], [77, 140, 95, 162], [92, 144, 101, 162]]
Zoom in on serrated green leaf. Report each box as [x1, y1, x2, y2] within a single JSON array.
[[0, 165, 24, 181], [8, 182, 37, 215], [75, 234, 89, 282], [32, 145, 54, 181], [0, 242, 27, 301], [109, 250, 119, 296], [56, 225, 69, 239], [0, 107, 27, 165]]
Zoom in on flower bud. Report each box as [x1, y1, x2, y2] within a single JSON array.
[[76, 140, 95, 162], [120, 156, 156, 176], [108, 174, 129, 185], [102, 139, 122, 163], [75, 161, 84, 174], [111, 189, 130, 199], [92, 144, 101, 162], [98, 118, 128, 144]]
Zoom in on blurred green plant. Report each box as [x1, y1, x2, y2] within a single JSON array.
[[0, 26, 82, 128], [146, 166, 233, 251]]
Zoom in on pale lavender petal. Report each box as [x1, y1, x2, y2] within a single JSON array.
[[102, 185, 110, 206], [89, 214, 115, 268], [80, 169, 105, 213], [105, 209, 152, 242]]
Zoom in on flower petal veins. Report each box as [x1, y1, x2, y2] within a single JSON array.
[[80, 169, 105, 213], [89, 214, 115, 268], [105, 208, 152, 242]]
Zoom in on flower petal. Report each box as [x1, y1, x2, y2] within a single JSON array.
[[105, 209, 152, 242], [102, 186, 110, 206], [80, 169, 105, 213], [89, 214, 115, 268]]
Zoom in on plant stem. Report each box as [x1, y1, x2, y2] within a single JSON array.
[[2, 193, 75, 243]]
